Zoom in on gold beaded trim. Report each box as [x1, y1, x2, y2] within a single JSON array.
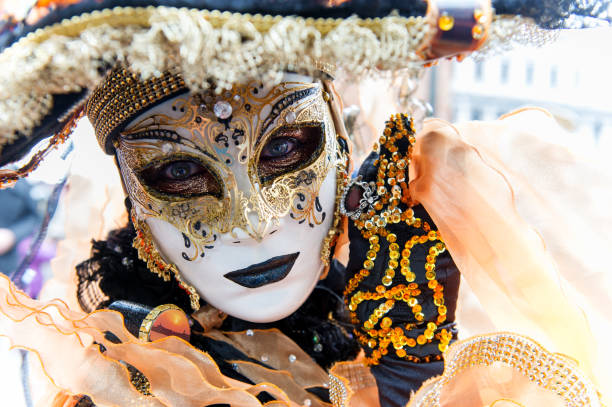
[[411, 333, 603, 407], [132, 218, 200, 311], [86, 67, 187, 153], [344, 114, 452, 366], [329, 371, 349, 407]]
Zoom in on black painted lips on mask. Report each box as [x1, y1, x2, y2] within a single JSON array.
[[223, 252, 300, 288]]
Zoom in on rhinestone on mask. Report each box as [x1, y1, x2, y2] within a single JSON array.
[[214, 101, 233, 119], [161, 143, 173, 153], [286, 111, 297, 123]]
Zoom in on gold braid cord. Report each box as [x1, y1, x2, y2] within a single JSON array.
[[320, 150, 350, 273], [132, 218, 200, 311], [0, 108, 83, 189], [319, 80, 352, 278], [344, 114, 451, 366]]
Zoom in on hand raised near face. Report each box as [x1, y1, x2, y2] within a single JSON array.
[[340, 114, 461, 405]]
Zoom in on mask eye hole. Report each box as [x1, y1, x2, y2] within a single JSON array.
[[258, 123, 324, 183], [261, 137, 299, 159], [138, 157, 222, 198]]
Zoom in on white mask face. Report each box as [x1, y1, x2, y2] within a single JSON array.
[[115, 75, 342, 322]]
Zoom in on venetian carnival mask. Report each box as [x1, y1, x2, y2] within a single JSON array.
[[114, 74, 346, 322]]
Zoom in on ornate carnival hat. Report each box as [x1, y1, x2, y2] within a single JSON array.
[[0, 0, 609, 185]]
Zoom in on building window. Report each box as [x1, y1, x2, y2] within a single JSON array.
[[550, 66, 558, 87], [526, 62, 534, 85], [594, 121, 602, 140], [500, 60, 509, 84], [475, 62, 483, 81], [574, 71, 580, 87]]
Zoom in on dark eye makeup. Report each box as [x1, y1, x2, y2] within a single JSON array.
[[138, 156, 222, 198], [258, 123, 324, 183]]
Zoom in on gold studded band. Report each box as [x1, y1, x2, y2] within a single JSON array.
[[138, 303, 185, 342], [86, 67, 188, 153]]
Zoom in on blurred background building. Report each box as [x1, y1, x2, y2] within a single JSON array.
[[431, 27, 612, 157]]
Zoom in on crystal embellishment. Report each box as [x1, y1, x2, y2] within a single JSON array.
[[286, 111, 296, 123], [214, 101, 232, 119]]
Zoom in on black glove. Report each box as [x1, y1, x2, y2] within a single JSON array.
[[341, 114, 460, 407]]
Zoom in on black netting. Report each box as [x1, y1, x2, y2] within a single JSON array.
[[75, 222, 195, 313], [493, 0, 612, 28]]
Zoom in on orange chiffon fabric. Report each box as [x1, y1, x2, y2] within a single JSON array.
[[0, 108, 609, 406], [408, 107, 611, 405], [0, 273, 298, 406]]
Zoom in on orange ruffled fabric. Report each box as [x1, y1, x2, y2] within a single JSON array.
[[0, 273, 302, 406], [407, 107, 611, 405]]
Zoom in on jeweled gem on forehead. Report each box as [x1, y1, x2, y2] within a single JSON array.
[[161, 143, 173, 153], [214, 101, 233, 119], [286, 111, 296, 124]]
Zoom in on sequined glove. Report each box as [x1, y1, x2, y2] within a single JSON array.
[[341, 114, 460, 407]]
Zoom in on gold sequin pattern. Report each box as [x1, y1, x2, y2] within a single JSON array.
[[344, 114, 451, 366], [125, 363, 152, 396]]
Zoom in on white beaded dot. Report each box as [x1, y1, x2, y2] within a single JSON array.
[[288, 354, 296, 363], [214, 101, 232, 119]]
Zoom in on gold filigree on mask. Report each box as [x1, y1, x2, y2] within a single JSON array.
[[132, 218, 201, 311], [116, 81, 339, 257]]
